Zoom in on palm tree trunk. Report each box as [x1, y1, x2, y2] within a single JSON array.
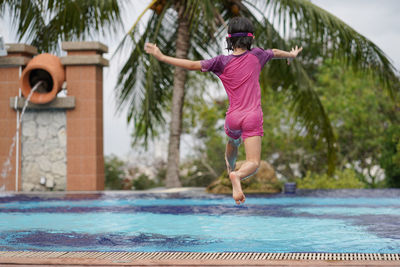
[[165, 7, 190, 188]]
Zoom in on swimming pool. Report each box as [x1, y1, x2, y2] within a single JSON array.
[[1, 189, 399, 253]]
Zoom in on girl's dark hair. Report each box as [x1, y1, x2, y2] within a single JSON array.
[[226, 17, 254, 51]]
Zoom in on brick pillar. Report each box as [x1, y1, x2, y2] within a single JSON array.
[[61, 42, 108, 191], [0, 44, 37, 191]]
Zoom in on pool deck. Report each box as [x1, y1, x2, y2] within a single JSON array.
[[1, 187, 208, 195], [1, 252, 400, 266]]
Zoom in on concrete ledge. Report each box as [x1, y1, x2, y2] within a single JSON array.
[[5, 43, 38, 55], [0, 56, 32, 67], [61, 55, 109, 66], [0, 188, 207, 197], [10, 96, 75, 110], [62, 41, 108, 54]]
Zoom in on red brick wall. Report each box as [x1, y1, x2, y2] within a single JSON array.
[[64, 49, 105, 191], [0, 46, 36, 191], [0, 67, 21, 191]]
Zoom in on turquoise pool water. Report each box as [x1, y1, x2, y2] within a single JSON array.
[[0, 190, 399, 253]]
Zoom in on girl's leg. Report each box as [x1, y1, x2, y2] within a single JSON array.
[[229, 136, 261, 204], [225, 137, 241, 174]]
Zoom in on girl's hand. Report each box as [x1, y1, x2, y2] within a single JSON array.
[[144, 43, 164, 61], [287, 45, 303, 65], [290, 45, 303, 57]]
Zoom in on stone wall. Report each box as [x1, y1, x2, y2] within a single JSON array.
[[21, 110, 67, 191]]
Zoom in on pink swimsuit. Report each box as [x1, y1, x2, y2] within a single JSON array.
[[201, 48, 274, 140]]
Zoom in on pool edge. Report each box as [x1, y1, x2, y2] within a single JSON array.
[[1, 251, 400, 266]]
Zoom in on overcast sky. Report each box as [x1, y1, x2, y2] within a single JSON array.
[[1, 1, 399, 161]]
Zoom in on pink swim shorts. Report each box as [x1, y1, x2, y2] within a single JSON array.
[[224, 109, 264, 140]]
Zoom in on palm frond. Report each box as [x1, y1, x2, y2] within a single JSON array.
[[115, 10, 176, 144], [264, 0, 399, 98], [112, 0, 158, 60], [3, 0, 122, 53], [247, 13, 337, 172], [114, 0, 228, 144]]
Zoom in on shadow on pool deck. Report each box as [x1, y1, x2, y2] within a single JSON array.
[[1, 252, 400, 266]]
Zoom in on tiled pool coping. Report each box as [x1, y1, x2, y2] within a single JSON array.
[[1, 251, 400, 266]]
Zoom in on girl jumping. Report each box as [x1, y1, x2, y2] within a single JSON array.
[[145, 17, 302, 205]]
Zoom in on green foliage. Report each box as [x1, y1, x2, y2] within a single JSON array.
[[296, 169, 364, 189], [180, 86, 233, 187], [132, 174, 158, 190], [153, 161, 167, 187], [315, 59, 399, 187], [259, 59, 399, 187], [184, 58, 398, 189], [105, 155, 165, 190], [104, 155, 125, 190], [260, 85, 327, 179], [380, 125, 400, 187]]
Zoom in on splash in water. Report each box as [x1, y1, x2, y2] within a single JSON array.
[[0, 81, 43, 191]]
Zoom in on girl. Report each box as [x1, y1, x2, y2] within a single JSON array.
[[145, 17, 302, 205]]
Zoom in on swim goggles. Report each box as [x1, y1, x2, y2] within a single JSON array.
[[227, 32, 254, 37]]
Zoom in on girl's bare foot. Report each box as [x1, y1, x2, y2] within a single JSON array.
[[229, 171, 245, 205]]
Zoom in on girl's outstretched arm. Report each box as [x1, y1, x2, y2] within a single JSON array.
[[145, 43, 202, 71], [272, 46, 303, 65]]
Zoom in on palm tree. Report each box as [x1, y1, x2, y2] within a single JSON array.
[[3, 0, 398, 187], [0, 0, 122, 53], [116, 0, 398, 187]]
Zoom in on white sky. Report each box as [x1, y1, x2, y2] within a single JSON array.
[[1, 0, 399, 161]]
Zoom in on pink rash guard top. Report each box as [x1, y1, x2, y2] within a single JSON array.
[[201, 48, 274, 140]]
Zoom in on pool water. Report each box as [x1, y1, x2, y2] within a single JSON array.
[[1, 189, 400, 253]]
